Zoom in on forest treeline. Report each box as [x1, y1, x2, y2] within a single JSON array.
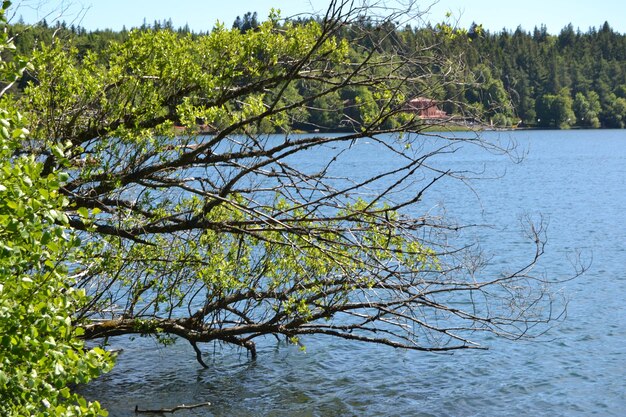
[[7, 13, 626, 129]]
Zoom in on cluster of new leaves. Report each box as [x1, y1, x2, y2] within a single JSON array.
[[0, 2, 112, 415], [0, 110, 112, 416], [23, 15, 352, 142]]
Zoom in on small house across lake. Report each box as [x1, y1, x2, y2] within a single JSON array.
[[405, 97, 448, 119]]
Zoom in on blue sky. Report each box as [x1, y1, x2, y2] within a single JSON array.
[[9, 0, 626, 34]]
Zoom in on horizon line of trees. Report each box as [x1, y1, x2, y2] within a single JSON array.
[[8, 13, 626, 129], [458, 21, 626, 128]]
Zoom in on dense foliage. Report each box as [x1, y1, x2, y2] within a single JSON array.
[[0, 2, 112, 415], [0, 121, 112, 416]]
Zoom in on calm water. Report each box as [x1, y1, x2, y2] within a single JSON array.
[[81, 130, 626, 416]]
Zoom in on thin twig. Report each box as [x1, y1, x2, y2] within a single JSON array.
[[134, 402, 211, 414]]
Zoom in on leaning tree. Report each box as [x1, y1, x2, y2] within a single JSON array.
[[13, 0, 564, 365]]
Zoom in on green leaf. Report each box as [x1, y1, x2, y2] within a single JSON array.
[[77, 206, 89, 219], [50, 145, 65, 158]]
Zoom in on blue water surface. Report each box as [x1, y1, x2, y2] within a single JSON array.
[[81, 129, 626, 416]]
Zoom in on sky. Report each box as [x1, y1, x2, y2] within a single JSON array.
[[8, 0, 626, 34]]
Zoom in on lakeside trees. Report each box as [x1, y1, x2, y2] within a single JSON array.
[[463, 22, 626, 127], [9, 6, 626, 128], [1, 0, 569, 368]]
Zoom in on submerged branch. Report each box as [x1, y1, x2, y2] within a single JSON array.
[[134, 402, 211, 414]]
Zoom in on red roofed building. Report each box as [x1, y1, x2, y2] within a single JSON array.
[[405, 97, 448, 119]]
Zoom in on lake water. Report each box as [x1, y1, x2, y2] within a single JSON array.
[[80, 129, 626, 416]]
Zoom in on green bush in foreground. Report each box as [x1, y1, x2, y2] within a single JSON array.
[[0, 1, 112, 415]]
